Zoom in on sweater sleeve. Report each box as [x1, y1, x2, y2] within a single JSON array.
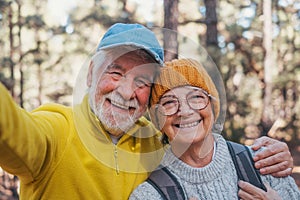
[[0, 83, 70, 183], [247, 145, 300, 199], [129, 181, 164, 200], [261, 174, 300, 200]]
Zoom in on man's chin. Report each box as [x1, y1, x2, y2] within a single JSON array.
[[99, 115, 135, 131]]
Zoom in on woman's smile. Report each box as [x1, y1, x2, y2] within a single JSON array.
[[173, 119, 202, 129]]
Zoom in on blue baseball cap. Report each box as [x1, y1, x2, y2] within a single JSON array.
[[97, 23, 164, 65]]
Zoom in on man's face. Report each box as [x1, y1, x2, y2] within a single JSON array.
[[88, 50, 158, 136]]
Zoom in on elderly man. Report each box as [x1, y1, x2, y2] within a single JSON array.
[[0, 23, 294, 200]]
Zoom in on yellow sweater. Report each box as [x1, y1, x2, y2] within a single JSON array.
[[0, 83, 164, 200]]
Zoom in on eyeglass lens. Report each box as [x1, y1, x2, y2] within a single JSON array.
[[157, 89, 210, 116]]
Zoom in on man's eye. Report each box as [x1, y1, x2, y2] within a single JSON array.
[[108, 71, 123, 79], [135, 79, 151, 88]]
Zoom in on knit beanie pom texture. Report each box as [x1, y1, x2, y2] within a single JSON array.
[[150, 58, 220, 119]]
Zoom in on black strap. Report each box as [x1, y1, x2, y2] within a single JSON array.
[[147, 141, 267, 200], [226, 141, 267, 191], [146, 165, 185, 200]]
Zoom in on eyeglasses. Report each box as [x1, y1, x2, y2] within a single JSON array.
[[156, 89, 214, 116]]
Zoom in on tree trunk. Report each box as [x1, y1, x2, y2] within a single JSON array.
[[262, 0, 273, 135], [8, 2, 15, 98], [17, 1, 24, 108], [204, 0, 218, 45], [204, 0, 221, 69], [163, 0, 179, 61]]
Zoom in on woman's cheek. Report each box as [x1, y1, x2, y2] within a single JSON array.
[[162, 122, 175, 141]]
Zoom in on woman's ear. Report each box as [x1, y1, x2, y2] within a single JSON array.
[[87, 61, 94, 87]]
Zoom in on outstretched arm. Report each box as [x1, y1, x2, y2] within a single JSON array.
[[0, 83, 68, 180], [251, 136, 293, 177]]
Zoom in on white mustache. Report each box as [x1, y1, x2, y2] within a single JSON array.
[[107, 92, 139, 110]]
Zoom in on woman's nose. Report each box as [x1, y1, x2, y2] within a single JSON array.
[[177, 99, 194, 116]]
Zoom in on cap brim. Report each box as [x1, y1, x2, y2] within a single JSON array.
[[98, 43, 163, 66]]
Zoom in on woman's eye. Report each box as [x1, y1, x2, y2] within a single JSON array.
[[191, 95, 205, 99], [162, 99, 177, 107]]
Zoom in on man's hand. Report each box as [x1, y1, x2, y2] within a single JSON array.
[[251, 136, 293, 177], [238, 181, 282, 200]]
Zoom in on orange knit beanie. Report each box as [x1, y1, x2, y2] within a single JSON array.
[[150, 58, 220, 119]]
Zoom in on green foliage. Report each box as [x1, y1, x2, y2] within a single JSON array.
[[0, 0, 298, 143], [0, 0, 299, 196], [216, 0, 300, 147]]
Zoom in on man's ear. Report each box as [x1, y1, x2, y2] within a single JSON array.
[[87, 61, 94, 87]]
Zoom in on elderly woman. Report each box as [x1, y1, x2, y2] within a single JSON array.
[[130, 59, 300, 200]]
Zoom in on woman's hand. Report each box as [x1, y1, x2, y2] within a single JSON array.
[[238, 181, 282, 200], [251, 136, 293, 177]]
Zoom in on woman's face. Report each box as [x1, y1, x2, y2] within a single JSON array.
[[158, 86, 215, 145]]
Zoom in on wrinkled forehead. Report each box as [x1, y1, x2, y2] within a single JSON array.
[[93, 47, 160, 75], [108, 56, 158, 74]]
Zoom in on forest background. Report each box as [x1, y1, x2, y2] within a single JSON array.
[[0, 0, 299, 199]]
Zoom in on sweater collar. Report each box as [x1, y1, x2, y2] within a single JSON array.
[[161, 134, 231, 183]]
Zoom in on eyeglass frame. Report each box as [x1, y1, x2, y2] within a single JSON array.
[[155, 88, 216, 116]]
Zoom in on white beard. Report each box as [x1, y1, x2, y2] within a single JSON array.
[[89, 91, 143, 135]]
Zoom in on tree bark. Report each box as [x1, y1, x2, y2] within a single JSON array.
[[163, 0, 179, 61], [262, 0, 273, 134], [204, 0, 218, 45], [8, 2, 15, 98], [17, 1, 24, 108]]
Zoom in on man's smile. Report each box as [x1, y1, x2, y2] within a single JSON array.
[[107, 98, 137, 113]]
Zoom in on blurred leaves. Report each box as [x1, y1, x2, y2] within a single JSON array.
[[0, 0, 299, 195], [0, 0, 298, 144]]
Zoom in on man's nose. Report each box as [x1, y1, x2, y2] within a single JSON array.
[[116, 77, 136, 100]]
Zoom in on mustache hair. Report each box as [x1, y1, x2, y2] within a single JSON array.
[[106, 91, 139, 110], [90, 91, 142, 134]]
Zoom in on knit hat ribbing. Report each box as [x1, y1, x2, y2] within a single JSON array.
[[150, 58, 220, 119]]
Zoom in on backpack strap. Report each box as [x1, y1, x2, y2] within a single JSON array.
[[146, 165, 185, 200], [226, 141, 267, 191]]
